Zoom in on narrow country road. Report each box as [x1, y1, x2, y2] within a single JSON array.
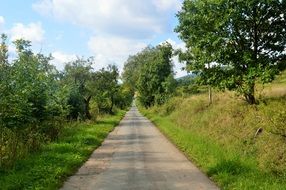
[[61, 105, 219, 190]]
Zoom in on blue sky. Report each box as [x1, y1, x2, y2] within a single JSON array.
[[0, 0, 186, 77]]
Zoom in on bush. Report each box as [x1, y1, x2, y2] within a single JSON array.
[[0, 127, 45, 170]]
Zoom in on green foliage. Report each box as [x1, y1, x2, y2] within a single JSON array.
[[0, 127, 44, 169], [141, 70, 286, 186], [63, 61, 131, 117], [0, 111, 125, 190], [66, 85, 86, 120], [0, 39, 65, 129], [91, 65, 120, 114], [63, 57, 93, 120], [114, 84, 134, 110], [0, 35, 132, 171], [0, 38, 68, 170], [176, 0, 286, 104], [141, 93, 286, 189], [176, 74, 202, 96], [0, 34, 8, 65], [122, 53, 144, 93], [122, 42, 176, 107], [136, 42, 175, 107]]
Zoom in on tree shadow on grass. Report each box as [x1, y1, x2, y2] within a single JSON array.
[[96, 120, 118, 126], [207, 159, 252, 186], [208, 159, 250, 176]]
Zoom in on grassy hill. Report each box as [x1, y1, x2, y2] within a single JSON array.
[[141, 70, 286, 189], [261, 70, 286, 98]]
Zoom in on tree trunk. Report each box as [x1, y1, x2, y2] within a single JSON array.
[[84, 96, 92, 119], [207, 62, 213, 105], [245, 93, 256, 104], [0, 126, 3, 168], [244, 82, 256, 104], [208, 86, 212, 105], [109, 95, 114, 114]]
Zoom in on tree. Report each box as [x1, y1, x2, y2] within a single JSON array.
[[0, 34, 8, 65], [122, 47, 153, 94], [91, 65, 119, 114], [114, 83, 134, 110], [137, 42, 174, 107], [0, 38, 66, 135], [63, 57, 93, 119], [122, 55, 141, 93], [175, 0, 286, 104], [0, 35, 133, 169]]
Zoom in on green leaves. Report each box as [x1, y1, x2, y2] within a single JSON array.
[[91, 65, 120, 114], [0, 36, 133, 170], [176, 0, 286, 104], [63, 58, 93, 119], [0, 39, 63, 128], [136, 42, 175, 107]]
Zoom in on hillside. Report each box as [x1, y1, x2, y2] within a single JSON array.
[[141, 70, 286, 189]]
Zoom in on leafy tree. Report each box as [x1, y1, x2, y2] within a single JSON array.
[[175, 0, 286, 104], [0, 34, 9, 116], [0, 39, 63, 128], [91, 65, 119, 114], [114, 83, 134, 110], [0, 35, 133, 169], [63, 57, 93, 119], [122, 47, 153, 93], [137, 42, 174, 107], [122, 55, 140, 93], [0, 34, 8, 65]]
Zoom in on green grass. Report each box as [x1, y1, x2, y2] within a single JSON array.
[[142, 112, 286, 189], [0, 110, 125, 190], [139, 71, 286, 189]]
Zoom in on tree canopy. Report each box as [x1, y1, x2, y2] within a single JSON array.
[[175, 0, 286, 104], [122, 42, 175, 107], [0, 35, 133, 169]]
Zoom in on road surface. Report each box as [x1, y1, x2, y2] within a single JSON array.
[[61, 105, 219, 190]]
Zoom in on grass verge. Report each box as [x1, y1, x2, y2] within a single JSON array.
[[139, 94, 286, 189], [0, 110, 126, 190]]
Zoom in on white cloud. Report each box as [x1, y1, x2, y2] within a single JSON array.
[[153, 0, 181, 11], [32, 0, 53, 16], [165, 38, 186, 50], [173, 55, 187, 78], [161, 38, 187, 78], [88, 36, 146, 71], [33, 0, 181, 38], [10, 22, 45, 43], [88, 36, 187, 77], [0, 16, 4, 32], [0, 16, 4, 24], [51, 51, 77, 70], [167, 39, 188, 78], [32, 0, 185, 76]]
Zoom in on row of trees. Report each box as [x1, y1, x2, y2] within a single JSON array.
[[0, 34, 132, 169], [122, 42, 176, 107], [0, 34, 132, 127]]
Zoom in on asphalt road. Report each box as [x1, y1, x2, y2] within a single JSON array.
[[61, 105, 219, 190]]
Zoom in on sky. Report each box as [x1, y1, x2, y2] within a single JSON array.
[[0, 0, 187, 77]]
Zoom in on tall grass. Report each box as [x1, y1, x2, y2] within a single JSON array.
[[141, 71, 286, 189], [0, 110, 125, 190]]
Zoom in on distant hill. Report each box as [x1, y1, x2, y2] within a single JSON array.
[[176, 72, 198, 81]]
